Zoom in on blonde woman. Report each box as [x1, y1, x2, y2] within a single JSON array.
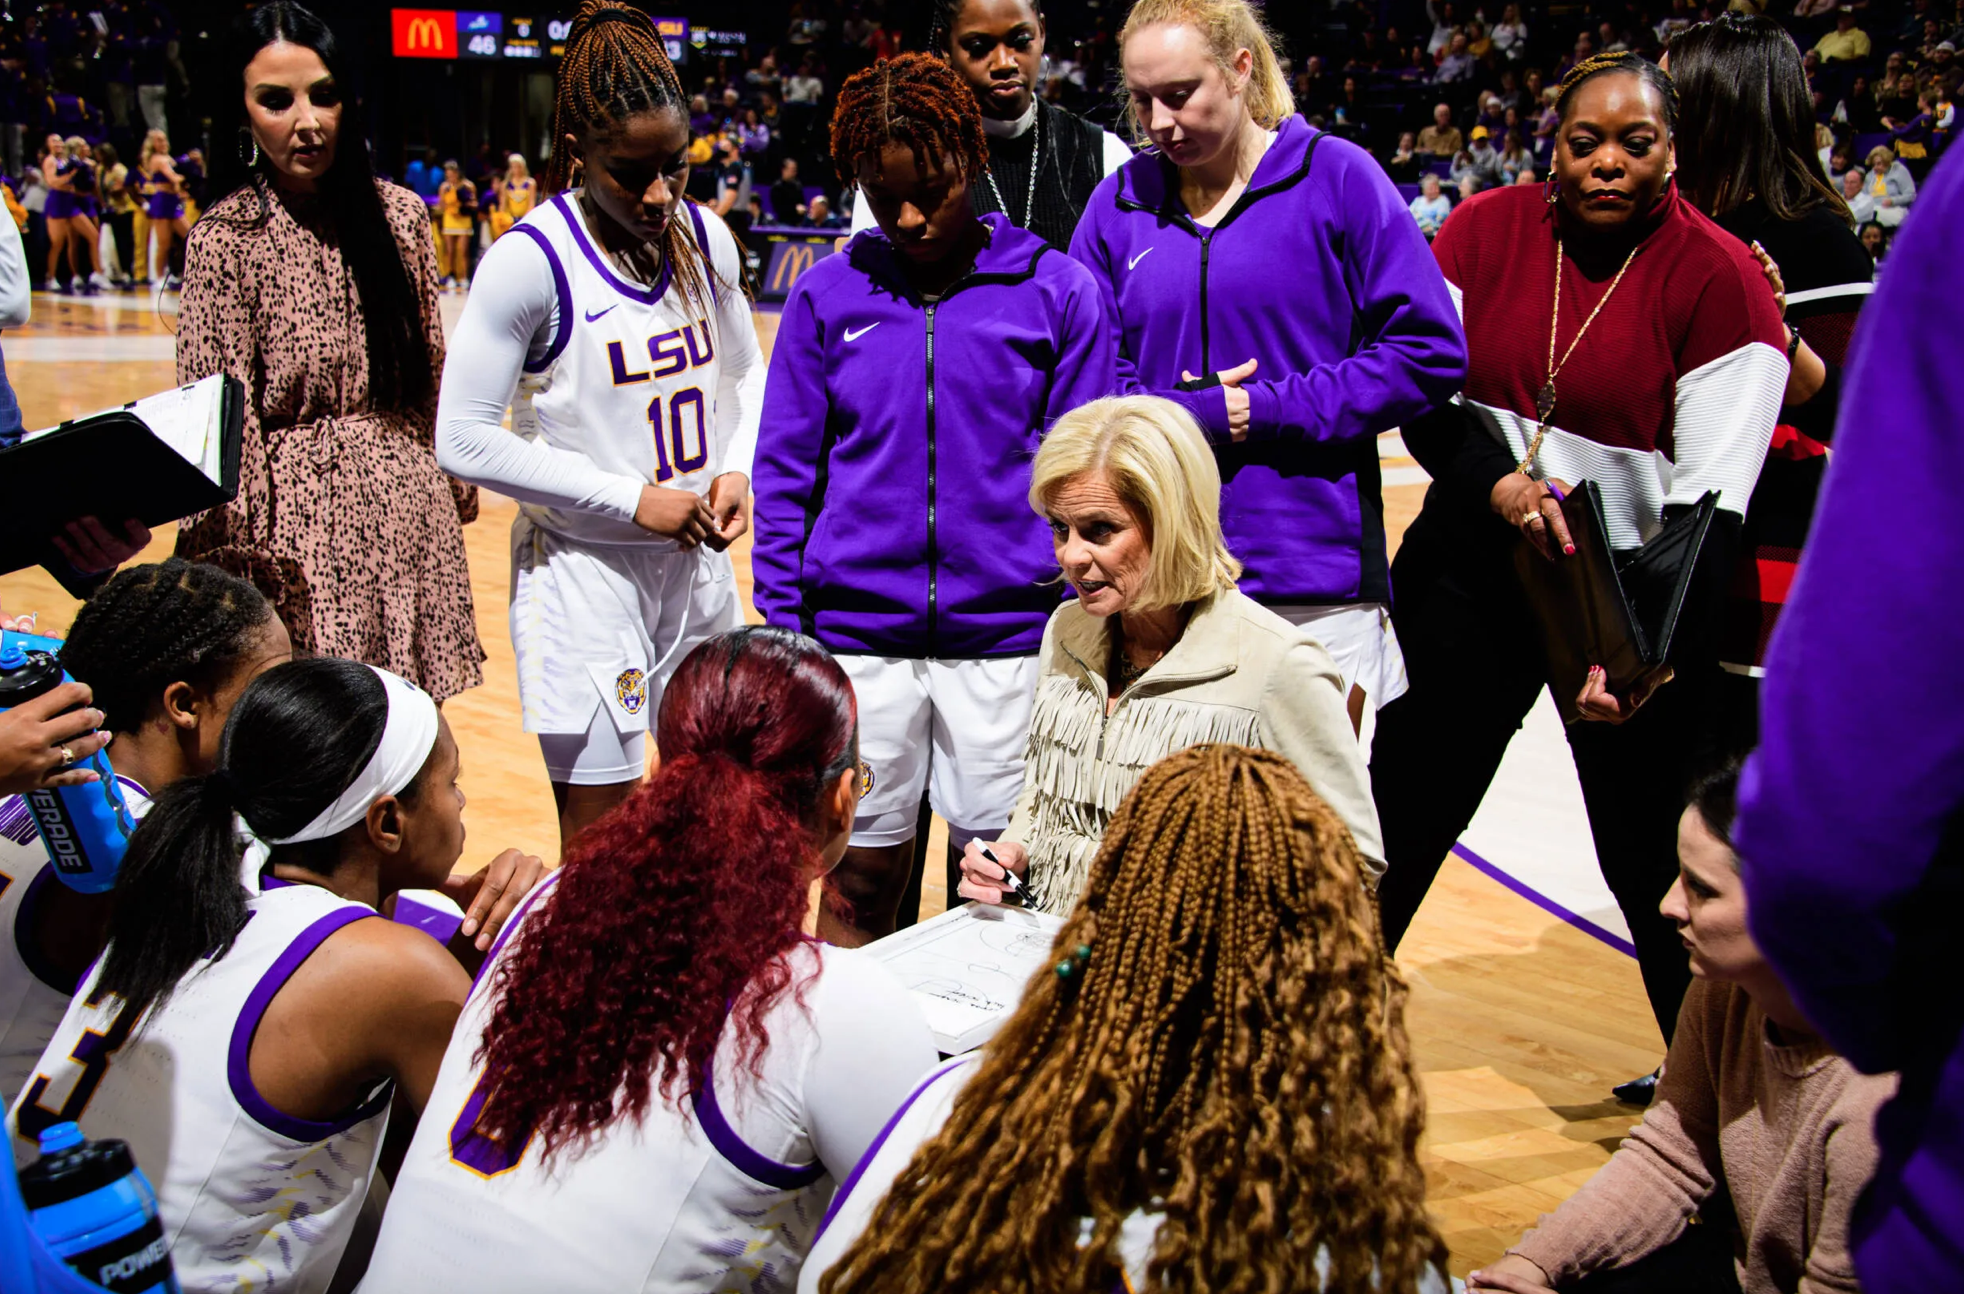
[[1067, 0, 1465, 735], [807, 744, 1447, 1294], [140, 128, 191, 286], [487, 152, 535, 241], [956, 395, 1383, 916]]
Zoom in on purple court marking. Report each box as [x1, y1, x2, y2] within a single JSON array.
[[1453, 842, 1638, 960]]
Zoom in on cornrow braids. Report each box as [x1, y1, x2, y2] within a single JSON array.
[[830, 53, 988, 190], [547, 0, 721, 318], [1556, 50, 1678, 135], [821, 744, 1447, 1294], [59, 559, 276, 735]]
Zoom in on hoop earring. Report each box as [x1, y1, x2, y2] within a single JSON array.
[[239, 128, 260, 169]]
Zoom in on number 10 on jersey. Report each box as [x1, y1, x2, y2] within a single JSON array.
[[647, 387, 708, 483]]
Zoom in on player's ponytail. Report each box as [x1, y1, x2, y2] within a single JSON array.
[[1119, 0, 1295, 139], [470, 627, 859, 1165], [97, 659, 392, 1025]]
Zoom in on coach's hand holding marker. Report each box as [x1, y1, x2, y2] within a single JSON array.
[[634, 483, 718, 550], [957, 838, 1030, 907], [1178, 357, 1258, 441], [446, 847, 549, 952]]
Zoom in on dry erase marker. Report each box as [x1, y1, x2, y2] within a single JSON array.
[[976, 843, 1027, 905]]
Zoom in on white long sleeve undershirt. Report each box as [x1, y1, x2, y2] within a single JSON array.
[[434, 207, 765, 522]]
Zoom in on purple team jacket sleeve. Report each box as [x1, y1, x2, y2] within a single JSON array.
[[1237, 161, 1467, 444], [1066, 201, 1232, 439], [751, 281, 827, 632], [1046, 263, 1121, 426], [1736, 152, 1964, 1075]]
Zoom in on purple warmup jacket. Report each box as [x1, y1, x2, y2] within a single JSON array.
[[751, 214, 1115, 658], [1736, 149, 1964, 1294], [1067, 115, 1466, 605]]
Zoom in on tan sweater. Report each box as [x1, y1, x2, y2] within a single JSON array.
[[1002, 587, 1384, 915], [1513, 978, 1895, 1293]]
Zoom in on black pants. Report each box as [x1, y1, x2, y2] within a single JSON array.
[[105, 209, 135, 282], [1371, 514, 1713, 1044], [1562, 1215, 1741, 1293]]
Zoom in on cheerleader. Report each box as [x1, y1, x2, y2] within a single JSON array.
[[38, 136, 107, 294], [436, 0, 764, 850], [488, 152, 537, 241], [140, 128, 191, 287], [437, 158, 478, 286], [750, 53, 1114, 940]]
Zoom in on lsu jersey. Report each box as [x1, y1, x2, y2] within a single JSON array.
[[0, 779, 151, 1102], [8, 882, 390, 1294], [506, 194, 759, 548]]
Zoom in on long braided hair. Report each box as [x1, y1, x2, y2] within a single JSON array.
[[547, 0, 718, 318], [59, 559, 276, 735], [829, 53, 988, 189], [822, 745, 1445, 1294]]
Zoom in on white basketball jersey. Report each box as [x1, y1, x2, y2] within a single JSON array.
[[363, 874, 874, 1294], [8, 882, 390, 1294], [508, 194, 745, 547], [0, 779, 150, 1102]]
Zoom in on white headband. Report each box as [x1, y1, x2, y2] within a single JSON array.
[[265, 666, 441, 846]]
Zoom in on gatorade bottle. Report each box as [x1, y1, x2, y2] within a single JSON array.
[[0, 637, 135, 893], [20, 1122, 180, 1294]]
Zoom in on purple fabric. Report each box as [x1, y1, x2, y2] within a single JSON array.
[[509, 223, 572, 373], [13, 866, 76, 993], [227, 904, 393, 1142], [1735, 149, 1964, 1293], [690, 1063, 826, 1190], [143, 191, 183, 221], [1067, 116, 1467, 606], [751, 213, 1117, 658], [392, 892, 465, 946], [550, 193, 675, 305]]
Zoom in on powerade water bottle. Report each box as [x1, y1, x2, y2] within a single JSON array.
[[0, 637, 135, 893], [20, 1122, 180, 1294]]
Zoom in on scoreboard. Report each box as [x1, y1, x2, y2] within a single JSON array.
[[391, 10, 736, 62]]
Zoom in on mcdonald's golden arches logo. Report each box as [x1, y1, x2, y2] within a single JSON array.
[[392, 9, 459, 59]]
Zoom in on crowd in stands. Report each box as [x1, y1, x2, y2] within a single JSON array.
[[1, 1, 197, 292]]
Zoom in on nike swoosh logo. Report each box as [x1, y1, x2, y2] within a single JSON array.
[[843, 323, 880, 342], [584, 305, 617, 322], [1128, 247, 1156, 271]]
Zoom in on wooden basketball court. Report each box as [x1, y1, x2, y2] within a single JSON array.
[[0, 288, 1662, 1276]]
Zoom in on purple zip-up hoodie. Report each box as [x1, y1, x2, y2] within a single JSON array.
[[1068, 115, 1466, 605], [752, 213, 1115, 658], [1736, 149, 1964, 1294]]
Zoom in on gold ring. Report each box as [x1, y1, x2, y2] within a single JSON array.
[[1523, 512, 1543, 525], [58, 746, 74, 765]]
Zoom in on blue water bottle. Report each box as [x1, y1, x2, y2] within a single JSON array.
[[0, 637, 136, 893], [19, 1122, 180, 1294]]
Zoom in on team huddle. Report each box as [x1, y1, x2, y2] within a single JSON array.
[[6, 0, 1885, 1286]]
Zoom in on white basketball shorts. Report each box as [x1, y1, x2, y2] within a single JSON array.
[[510, 516, 743, 785], [837, 654, 1040, 848]]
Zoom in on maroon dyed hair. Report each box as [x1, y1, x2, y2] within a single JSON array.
[[469, 626, 858, 1162]]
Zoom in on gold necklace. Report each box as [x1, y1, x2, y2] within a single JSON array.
[[1517, 235, 1642, 475]]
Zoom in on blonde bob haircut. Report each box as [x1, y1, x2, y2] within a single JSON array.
[[1120, 0, 1296, 140], [1030, 395, 1242, 612]]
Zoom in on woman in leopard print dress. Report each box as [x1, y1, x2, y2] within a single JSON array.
[[173, 2, 483, 699]]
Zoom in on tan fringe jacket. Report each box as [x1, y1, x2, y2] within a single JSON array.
[[1003, 588, 1387, 915]]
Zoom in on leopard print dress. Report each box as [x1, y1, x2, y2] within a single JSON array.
[[174, 179, 484, 700]]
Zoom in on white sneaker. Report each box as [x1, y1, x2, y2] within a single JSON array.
[[89, 271, 111, 289]]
